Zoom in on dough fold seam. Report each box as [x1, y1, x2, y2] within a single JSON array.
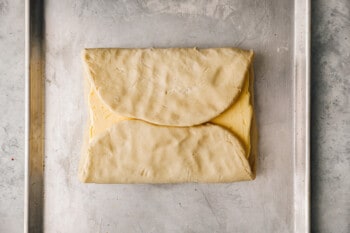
[[79, 47, 257, 183]]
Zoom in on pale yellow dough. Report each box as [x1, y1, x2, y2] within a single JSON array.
[[80, 120, 252, 183], [83, 48, 253, 126], [79, 48, 256, 183]]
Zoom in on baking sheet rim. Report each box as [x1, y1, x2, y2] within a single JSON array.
[[24, 0, 310, 232]]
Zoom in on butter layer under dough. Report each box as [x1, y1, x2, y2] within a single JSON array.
[[80, 48, 256, 183]]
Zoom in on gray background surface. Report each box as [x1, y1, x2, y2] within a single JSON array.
[[0, 0, 349, 232], [311, 0, 350, 232]]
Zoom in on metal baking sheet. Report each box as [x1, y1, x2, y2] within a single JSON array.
[[25, 0, 310, 232]]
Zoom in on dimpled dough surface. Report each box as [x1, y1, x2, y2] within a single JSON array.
[[83, 48, 253, 126], [79, 120, 253, 183], [79, 47, 256, 183], [87, 68, 253, 156]]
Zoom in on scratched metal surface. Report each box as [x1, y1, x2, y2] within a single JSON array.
[[27, 0, 309, 232]]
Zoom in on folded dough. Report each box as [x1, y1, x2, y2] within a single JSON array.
[[83, 48, 253, 126], [80, 120, 253, 183], [79, 48, 256, 183]]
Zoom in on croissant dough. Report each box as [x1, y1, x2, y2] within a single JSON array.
[[80, 120, 252, 183], [83, 48, 253, 126], [79, 48, 256, 183]]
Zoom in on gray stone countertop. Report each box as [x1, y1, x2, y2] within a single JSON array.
[[311, 0, 349, 232], [0, 0, 349, 232]]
